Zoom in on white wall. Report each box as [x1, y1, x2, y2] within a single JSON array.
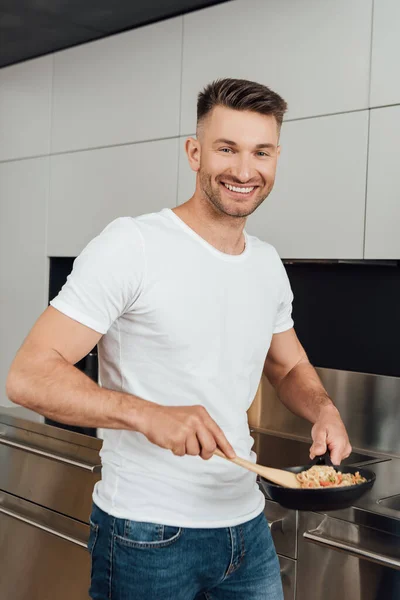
[[0, 0, 398, 415]]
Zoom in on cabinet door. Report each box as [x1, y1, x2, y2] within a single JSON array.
[[48, 138, 179, 257], [0, 158, 48, 416], [0, 56, 52, 161], [0, 491, 91, 600], [178, 112, 369, 259], [180, 0, 372, 133], [51, 18, 182, 153], [364, 106, 400, 259], [245, 111, 368, 259], [370, 0, 400, 107]]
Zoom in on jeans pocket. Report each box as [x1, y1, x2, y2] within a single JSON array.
[[87, 519, 99, 555], [114, 519, 182, 549]]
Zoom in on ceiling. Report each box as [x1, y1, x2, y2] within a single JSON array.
[[0, 0, 230, 69]]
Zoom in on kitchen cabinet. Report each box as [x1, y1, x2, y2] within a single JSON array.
[[0, 158, 48, 419], [180, 0, 372, 134], [51, 18, 182, 153], [178, 111, 369, 259], [0, 56, 52, 161], [370, 0, 400, 107], [47, 137, 179, 257], [364, 106, 400, 259]]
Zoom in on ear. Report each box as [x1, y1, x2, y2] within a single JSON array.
[[276, 145, 281, 159], [185, 137, 201, 173]]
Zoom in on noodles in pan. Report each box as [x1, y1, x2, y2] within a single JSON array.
[[297, 465, 367, 489]]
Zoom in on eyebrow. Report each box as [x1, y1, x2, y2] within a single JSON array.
[[213, 138, 277, 150]]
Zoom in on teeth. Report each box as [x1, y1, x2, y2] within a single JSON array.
[[224, 183, 255, 194]]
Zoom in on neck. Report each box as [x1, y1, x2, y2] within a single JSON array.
[[172, 196, 246, 256]]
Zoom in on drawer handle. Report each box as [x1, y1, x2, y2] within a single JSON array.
[[0, 505, 87, 548], [0, 436, 101, 473], [266, 517, 285, 533], [304, 530, 400, 570]]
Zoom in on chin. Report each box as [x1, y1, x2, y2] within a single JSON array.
[[218, 200, 261, 219]]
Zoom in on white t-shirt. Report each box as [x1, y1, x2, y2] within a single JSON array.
[[51, 208, 294, 528]]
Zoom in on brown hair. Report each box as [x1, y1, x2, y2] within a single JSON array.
[[197, 78, 287, 130]]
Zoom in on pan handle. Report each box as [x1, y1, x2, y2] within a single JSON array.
[[304, 529, 400, 570], [309, 451, 335, 468]]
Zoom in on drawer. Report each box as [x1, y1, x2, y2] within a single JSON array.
[[279, 555, 296, 600], [0, 490, 91, 600], [0, 422, 100, 522], [263, 498, 297, 559]]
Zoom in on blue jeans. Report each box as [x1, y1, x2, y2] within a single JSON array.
[[88, 502, 283, 599]]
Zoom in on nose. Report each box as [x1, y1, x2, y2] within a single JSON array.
[[233, 153, 253, 183]]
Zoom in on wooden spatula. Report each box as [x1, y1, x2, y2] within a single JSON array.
[[214, 449, 301, 489]]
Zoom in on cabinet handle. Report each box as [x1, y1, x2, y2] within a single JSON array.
[[304, 530, 400, 570], [0, 435, 101, 473], [267, 517, 284, 533], [0, 505, 87, 548]]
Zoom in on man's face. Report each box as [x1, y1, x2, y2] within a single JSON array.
[[188, 106, 281, 218]]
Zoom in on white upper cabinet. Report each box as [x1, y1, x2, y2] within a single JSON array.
[[51, 18, 182, 153], [365, 106, 400, 259], [370, 0, 400, 107], [47, 138, 179, 257], [247, 111, 369, 259], [0, 158, 48, 415], [180, 0, 372, 134], [178, 111, 369, 259], [0, 56, 52, 161]]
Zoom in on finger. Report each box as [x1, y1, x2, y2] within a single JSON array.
[[171, 441, 186, 457], [185, 434, 201, 456], [196, 426, 217, 460], [309, 432, 327, 459], [206, 420, 236, 459], [329, 447, 343, 466], [330, 441, 352, 466]]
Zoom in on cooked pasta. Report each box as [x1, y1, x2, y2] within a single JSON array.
[[296, 465, 367, 489]]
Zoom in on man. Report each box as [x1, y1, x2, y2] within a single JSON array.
[[7, 78, 351, 599]]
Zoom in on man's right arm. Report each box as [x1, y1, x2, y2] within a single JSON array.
[[6, 306, 235, 460]]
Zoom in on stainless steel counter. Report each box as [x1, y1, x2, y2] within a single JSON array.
[[0, 412, 101, 600], [252, 428, 400, 534], [2, 406, 400, 600]]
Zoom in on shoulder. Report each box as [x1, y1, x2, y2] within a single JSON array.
[[246, 232, 283, 265]]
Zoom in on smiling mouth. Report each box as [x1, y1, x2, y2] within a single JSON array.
[[221, 182, 258, 197]]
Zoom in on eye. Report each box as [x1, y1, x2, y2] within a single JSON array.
[[220, 147, 234, 153], [256, 151, 270, 157]]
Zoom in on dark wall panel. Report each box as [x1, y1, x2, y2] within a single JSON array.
[[286, 262, 400, 377]]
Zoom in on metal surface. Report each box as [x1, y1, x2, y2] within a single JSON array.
[[0, 435, 100, 472], [254, 429, 400, 535], [278, 556, 296, 600], [297, 512, 400, 600], [0, 491, 91, 600], [0, 413, 102, 451], [0, 505, 86, 548], [303, 529, 400, 570], [378, 495, 400, 511], [0, 491, 88, 548], [263, 499, 297, 559], [0, 417, 101, 523], [251, 368, 400, 458], [251, 430, 384, 469]]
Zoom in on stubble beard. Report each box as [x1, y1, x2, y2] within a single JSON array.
[[198, 168, 272, 218]]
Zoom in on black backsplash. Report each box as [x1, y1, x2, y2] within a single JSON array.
[[285, 261, 400, 377], [50, 258, 400, 378]]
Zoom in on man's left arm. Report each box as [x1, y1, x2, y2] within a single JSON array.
[[263, 328, 352, 465]]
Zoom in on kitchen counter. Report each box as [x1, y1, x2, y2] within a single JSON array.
[[251, 428, 400, 537]]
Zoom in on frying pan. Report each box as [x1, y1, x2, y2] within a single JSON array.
[[258, 452, 376, 511]]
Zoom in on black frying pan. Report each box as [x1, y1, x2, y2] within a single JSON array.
[[258, 453, 376, 511]]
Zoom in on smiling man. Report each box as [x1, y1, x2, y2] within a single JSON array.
[[7, 78, 351, 600]]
